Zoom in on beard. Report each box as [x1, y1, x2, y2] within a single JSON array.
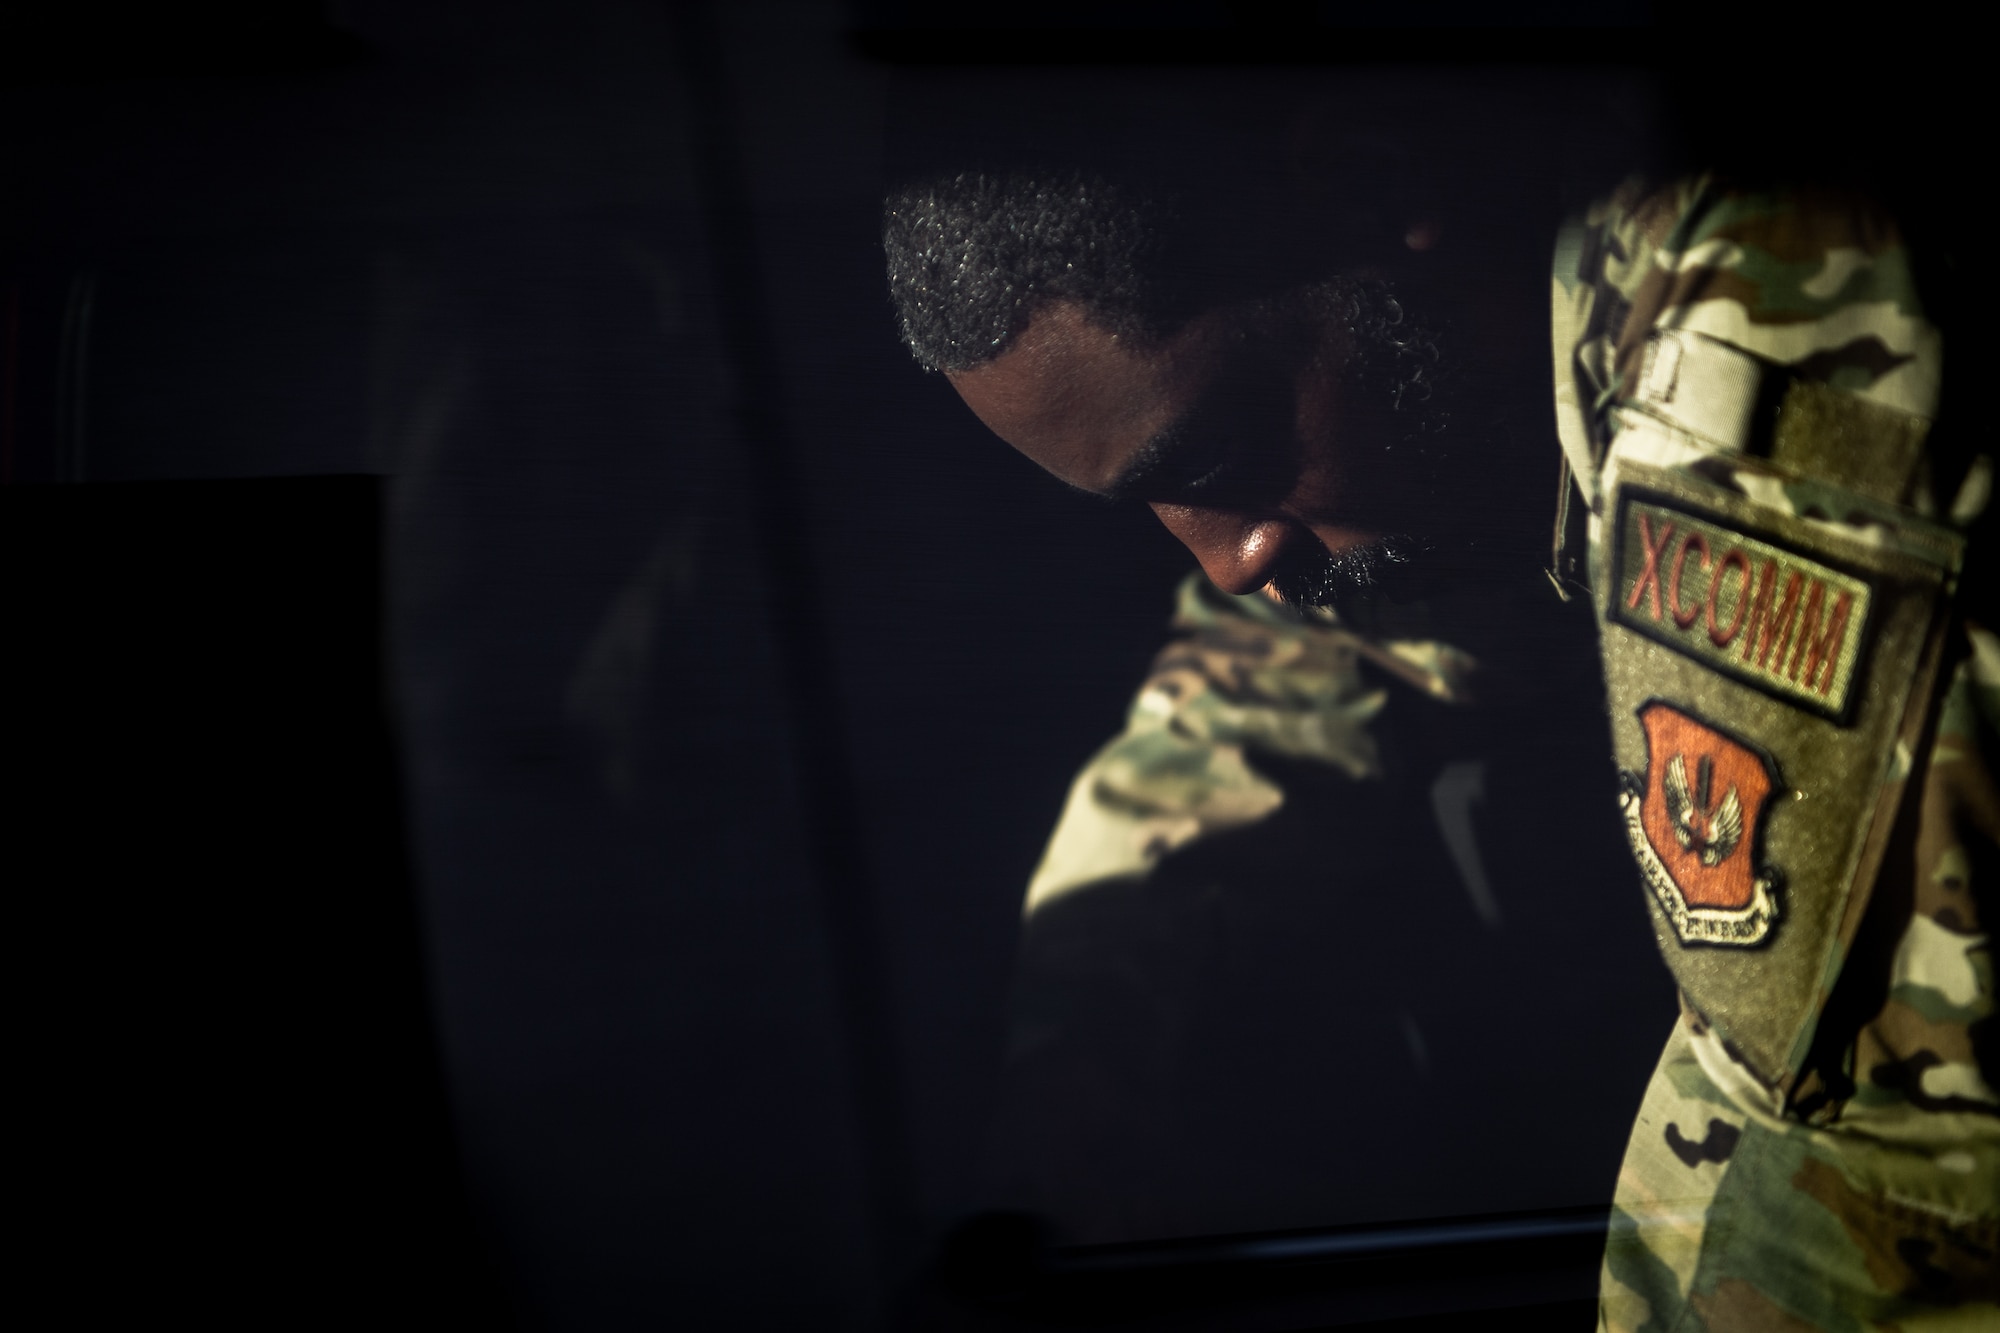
[[1262, 276, 1457, 611]]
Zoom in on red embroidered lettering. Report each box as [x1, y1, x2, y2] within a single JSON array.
[[1613, 499, 1874, 715], [1788, 583, 1853, 696], [1668, 531, 1711, 630], [1706, 549, 1750, 647], [1627, 513, 1676, 621], [1743, 563, 1804, 671]]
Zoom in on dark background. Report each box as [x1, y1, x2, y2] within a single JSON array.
[[7, 4, 1970, 1330]]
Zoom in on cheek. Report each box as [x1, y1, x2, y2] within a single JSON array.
[[1288, 360, 1355, 504]]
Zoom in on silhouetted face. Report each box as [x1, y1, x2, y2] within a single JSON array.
[[945, 284, 1449, 607]]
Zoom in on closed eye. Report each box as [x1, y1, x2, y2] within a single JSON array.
[[1105, 397, 1290, 506], [1181, 459, 1232, 492]]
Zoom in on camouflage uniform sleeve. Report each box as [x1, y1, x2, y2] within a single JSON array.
[[1566, 177, 2000, 1331], [1023, 573, 1474, 915]]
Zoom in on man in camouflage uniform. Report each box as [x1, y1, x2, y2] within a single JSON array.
[[885, 122, 1994, 1324]]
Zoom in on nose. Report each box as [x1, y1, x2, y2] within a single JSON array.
[[1147, 504, 1297, 596]]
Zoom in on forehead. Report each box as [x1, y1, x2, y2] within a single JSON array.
[[944, 302, 1216, 495]]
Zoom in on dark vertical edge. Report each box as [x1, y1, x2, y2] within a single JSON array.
[[663, 0, 913, 1298], [54, 271, 92, 482], [357, 479, 529, 1327], [2, 281, 17, 482]]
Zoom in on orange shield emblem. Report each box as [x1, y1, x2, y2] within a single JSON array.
[[1619, 701, 1782, 946]]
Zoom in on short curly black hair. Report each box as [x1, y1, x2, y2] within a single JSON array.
[[878, 70, 1443, 374], [883, 170, 1184, 373]]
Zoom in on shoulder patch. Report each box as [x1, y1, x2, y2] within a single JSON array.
[[1620, 701, 1784, 948], [1609, 493, 1875, 721]]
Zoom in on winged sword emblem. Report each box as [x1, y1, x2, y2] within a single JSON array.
[[1624, 702, 1780, 944], [1663, 752, 1743, 867]]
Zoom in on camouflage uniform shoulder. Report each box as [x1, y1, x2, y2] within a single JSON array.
[[1021, 573, 1474, 915], [1554, 173, 1954, 523]]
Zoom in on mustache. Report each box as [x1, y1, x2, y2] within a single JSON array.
[[1265, 535, 1422, 610]]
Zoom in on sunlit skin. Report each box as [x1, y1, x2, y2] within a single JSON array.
[[944, 298, 1403, 598]]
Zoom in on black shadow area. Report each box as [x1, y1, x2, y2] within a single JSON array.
[[6, 476, 517, 1328]]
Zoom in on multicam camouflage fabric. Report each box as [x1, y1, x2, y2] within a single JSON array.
[[1022, 572, 1475, 916], [1553, 176, 1998, 1330]]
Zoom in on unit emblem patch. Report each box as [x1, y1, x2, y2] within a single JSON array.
[[1619, 701, 1783, 947]]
